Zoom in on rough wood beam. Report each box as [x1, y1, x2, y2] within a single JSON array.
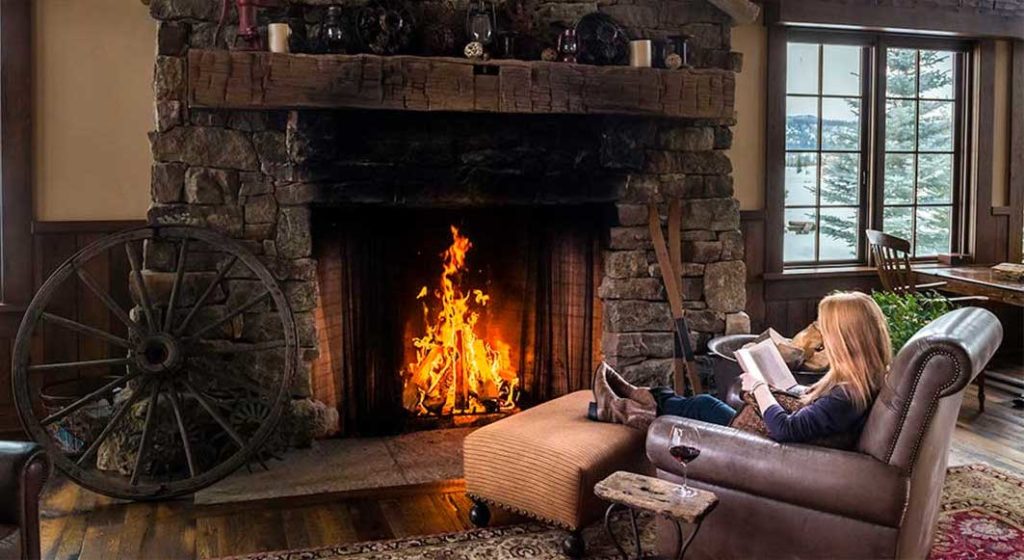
[[187, 50, 736, 120], [708, 0, 761, 24]]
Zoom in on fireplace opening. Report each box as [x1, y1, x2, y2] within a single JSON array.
[[312, 205, 607, 436]]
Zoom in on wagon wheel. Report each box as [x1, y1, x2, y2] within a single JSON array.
[[12, 226, 297, 500]]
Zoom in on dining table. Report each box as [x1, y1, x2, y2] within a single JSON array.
[[915, 264, 1024, 408]]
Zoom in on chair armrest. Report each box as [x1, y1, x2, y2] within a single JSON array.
[[0, 442, 49, 525], [646, 417, 908, 528]]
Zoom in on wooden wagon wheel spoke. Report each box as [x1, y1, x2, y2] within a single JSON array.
[[183, 289, 270, 343], [130, 381, 162, 487], [125, 241, 158, 333], [14, 226, 296, 501], [167, 382, 198, 478], [28, 357, 131, 372], [40, 371, 142, 426], [188, 339, 288, 355], [41, 312, 131, 348], [76, 268, 146, 339], [76, 379, 151, 467], [163, 239, 190, 333], [181, 379, 247, 449], [174, 255, 238, 337]]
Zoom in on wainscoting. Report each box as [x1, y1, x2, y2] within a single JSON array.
[[0, 220, 143, 437]]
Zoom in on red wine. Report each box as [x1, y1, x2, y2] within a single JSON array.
[[670, 445, 701, 464]]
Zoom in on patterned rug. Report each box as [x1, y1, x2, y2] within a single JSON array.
[[219, 464, 1023, 560]]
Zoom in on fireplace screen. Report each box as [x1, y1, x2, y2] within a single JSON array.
[[312, 206, 603, 436]]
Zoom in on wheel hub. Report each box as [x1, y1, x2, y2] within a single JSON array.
[[135, 333, 182, 374]]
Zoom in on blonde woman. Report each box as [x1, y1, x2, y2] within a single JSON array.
[[739, 291, 892, 442], [595, 291, 892, 443]]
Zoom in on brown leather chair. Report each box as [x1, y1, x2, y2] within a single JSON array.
[[0, 442, 50, 560], [646, 307, 1002, 559]]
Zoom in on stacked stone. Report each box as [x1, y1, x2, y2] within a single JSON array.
[[146, 0, 747, 437], [598, 118, 748, 388]]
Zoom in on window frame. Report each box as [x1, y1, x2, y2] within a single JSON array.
[[766, 26, 975, 272], [0, 0, 33, 310]]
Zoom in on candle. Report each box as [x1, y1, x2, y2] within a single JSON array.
[[268, 23, 291, 54], [630, 40, 652, 68]]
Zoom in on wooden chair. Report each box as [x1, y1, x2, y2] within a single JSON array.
[[865, 229, 989, 411]]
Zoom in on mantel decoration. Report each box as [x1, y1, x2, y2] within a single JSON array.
[[574, 12, 630, 66], [356, 0, 415, 55]]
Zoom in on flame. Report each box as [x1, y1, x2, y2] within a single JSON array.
[[402, 226, 518, 416]]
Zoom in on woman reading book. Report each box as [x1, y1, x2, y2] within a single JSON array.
[[593, 291, 892, 444]]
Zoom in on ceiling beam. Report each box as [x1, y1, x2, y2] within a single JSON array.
[[707, 0, 762, 24]]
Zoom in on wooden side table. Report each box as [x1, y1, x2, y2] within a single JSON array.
[[594, 471, 718, 559]]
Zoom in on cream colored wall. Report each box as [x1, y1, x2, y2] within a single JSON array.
[[728, 21, 767, 211], [33, 0, 154, 221]]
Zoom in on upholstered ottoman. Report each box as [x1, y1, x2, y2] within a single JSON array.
[[463, 390, 652, 557]]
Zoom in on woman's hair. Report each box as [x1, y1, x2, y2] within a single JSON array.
[[803, 291, 892, 411]]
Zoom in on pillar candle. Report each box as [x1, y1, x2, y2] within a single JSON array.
[[629, 40, 652, 68]]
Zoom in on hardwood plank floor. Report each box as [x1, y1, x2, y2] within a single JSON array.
[[36, 385, 1024, 560]]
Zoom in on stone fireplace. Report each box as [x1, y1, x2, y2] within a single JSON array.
[[147, 0, 748, 443]]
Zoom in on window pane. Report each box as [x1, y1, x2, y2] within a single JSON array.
[[821, 98, 860, 151], [884, 153, 915, 204], [785, 152, 818, 206], [915, 207, 952, 256], [885, 99, 917, 150], [917, 154, 953, 204], [919, 101, 954, 151], [786, 96, 819, 150], [919, 50, 955, 99], [820, 153, 859, 206], [822, 45, 861, 96], [883, 206, 913, 242], [887, 48, 917, 97], [787, 43, 820, 94], [819, 208, 859, 261], [784, 208, 817, 263]]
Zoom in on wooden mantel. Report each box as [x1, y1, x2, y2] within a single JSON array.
[[187, 50, 735, 120]]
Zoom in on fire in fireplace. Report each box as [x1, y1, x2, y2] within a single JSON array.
[[402, 226, 519, 416]]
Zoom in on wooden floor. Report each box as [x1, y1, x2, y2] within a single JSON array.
[[37, 385, 1024, 560]]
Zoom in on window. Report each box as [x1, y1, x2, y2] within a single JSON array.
[[775, 32, 970, 267]]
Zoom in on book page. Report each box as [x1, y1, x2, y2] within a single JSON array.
[[735, 339, 799, 391]]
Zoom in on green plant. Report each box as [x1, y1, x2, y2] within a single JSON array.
[[871, 291, 952, 351]]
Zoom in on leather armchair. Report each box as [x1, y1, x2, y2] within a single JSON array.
[[0, 442, 50, 560], [646, 307, 1003, 560]]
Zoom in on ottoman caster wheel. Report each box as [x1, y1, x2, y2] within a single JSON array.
[[469, 501, 491, 527], [562, 530, 585, 558]]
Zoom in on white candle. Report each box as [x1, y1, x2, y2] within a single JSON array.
[[268, 23, 291, 53], [630, 40, 652, 68]]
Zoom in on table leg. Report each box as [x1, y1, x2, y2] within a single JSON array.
[[675, 518, 704, 560], [604, 503, 631, 560]]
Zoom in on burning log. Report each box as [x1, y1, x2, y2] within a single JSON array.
[[403, 226, 519, 416]]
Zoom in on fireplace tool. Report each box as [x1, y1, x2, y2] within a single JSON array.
[[217, 0, 287, 50], [648, 203, 704, 396]]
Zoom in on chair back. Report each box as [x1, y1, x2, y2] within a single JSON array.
[[866, 229, 916, 293], [856, 307, 1002, 558]]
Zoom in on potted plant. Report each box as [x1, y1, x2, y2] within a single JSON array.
[[871, 290, 951, 351]]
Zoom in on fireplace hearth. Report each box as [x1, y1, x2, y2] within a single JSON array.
[[147, 0, 749, 445]]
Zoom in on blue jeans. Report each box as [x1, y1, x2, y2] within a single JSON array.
[[649, 388, 736, 426]]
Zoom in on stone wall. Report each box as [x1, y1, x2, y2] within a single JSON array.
[[147, 0, 748, 435]]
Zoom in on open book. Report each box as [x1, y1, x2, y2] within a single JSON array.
[[734, 339, 800, 394]]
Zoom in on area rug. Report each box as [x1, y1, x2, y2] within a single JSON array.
[[219, 463, 1023, 560]]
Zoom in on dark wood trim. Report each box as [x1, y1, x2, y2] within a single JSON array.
[[973, 41, 999, 264], [0, 0, 33, 306], [764, 4, 787, 274], [32, 220, 147, 234], [1009, 40, 1024, 263], [776, 0, 1024, 41]]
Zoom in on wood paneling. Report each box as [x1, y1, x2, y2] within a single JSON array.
[[0, 220, 141, 438]]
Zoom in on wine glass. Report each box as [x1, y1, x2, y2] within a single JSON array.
[[669, 424, 701, 499]]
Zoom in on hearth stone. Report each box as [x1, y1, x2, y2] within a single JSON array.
[[147, 0, 748, 442]]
